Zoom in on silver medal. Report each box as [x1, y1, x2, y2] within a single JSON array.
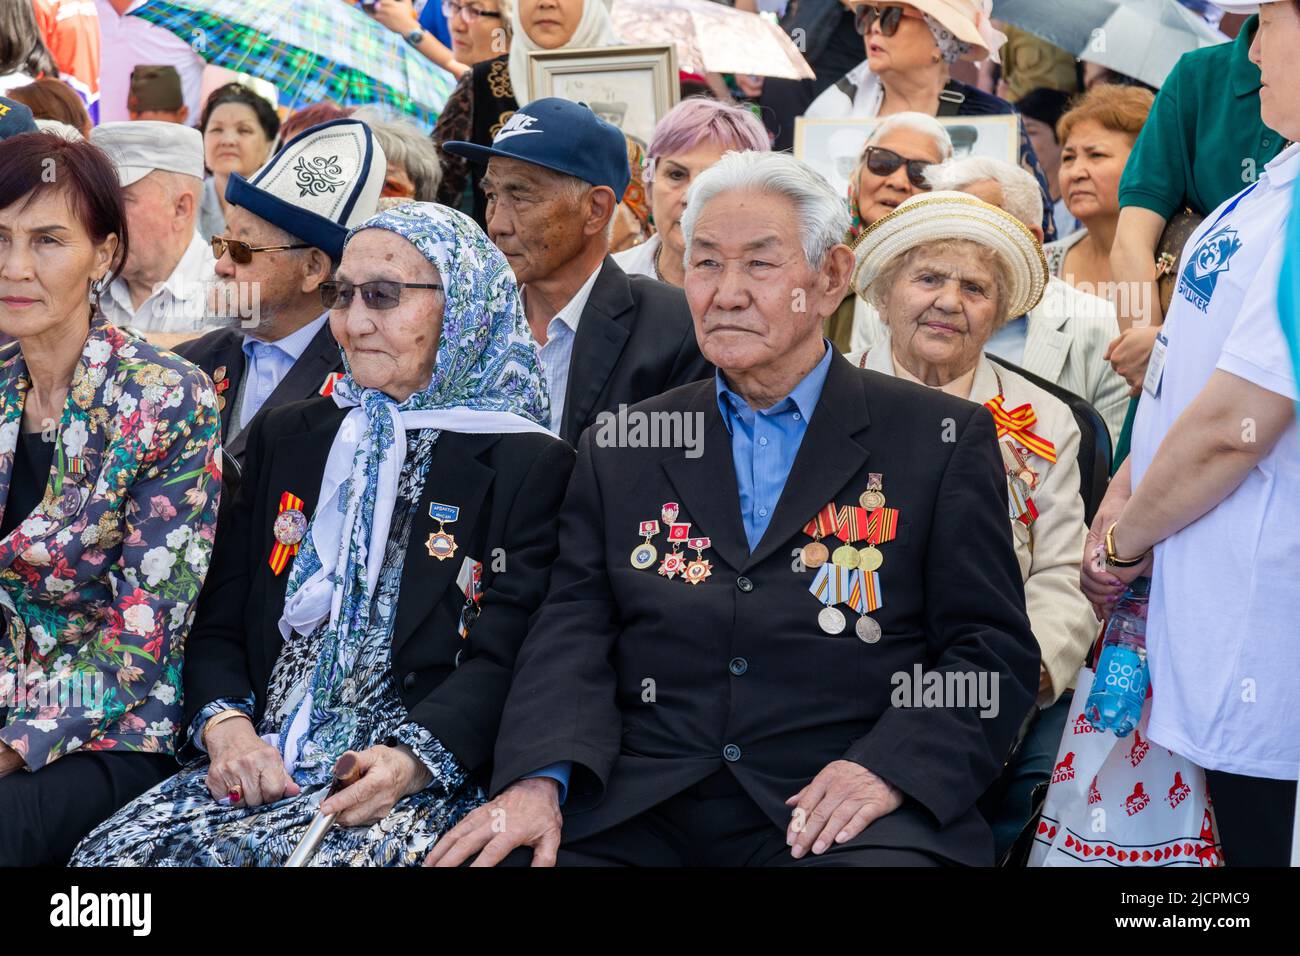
[[818, 605, 846, 635], [856, 615, 882, 644]]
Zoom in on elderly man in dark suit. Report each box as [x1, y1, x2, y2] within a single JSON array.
[[444, 98, 711, 445], [427, 151, 1039, 868], [177, 119, 387, 482]]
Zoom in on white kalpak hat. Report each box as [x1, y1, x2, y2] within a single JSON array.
[[226, 118, 386, 261], [850, 191, 1048, 318], [91, 121, 204, 186]]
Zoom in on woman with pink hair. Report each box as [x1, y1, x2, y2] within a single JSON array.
[[613, 97, 770, 289]]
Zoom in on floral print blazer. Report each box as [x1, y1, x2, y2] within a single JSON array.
[[0, 317, 221, 770]]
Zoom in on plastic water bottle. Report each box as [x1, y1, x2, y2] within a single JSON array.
[[1085, 576, 1151, 737]]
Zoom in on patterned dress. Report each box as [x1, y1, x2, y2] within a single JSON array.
[[69, 430, 484, 866]]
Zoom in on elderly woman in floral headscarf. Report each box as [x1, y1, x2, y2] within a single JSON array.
[[72, 203, 575, 866]]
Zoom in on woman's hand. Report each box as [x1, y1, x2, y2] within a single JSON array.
[[204, 716, 301, 807], [319, 745, 433, 827], [368, 0, 420, 35], [0, 741, 25, 778], [1081, 464, 1133, 620], [1104, 325, 1161, 394]]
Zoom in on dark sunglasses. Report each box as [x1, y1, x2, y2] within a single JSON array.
[[862, 146, 933, 188], [854, 4, 917, 37], [319, 279, 444, 311], [211, 236, 311, 265]]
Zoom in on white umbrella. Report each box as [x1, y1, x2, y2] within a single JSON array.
[[993, 0, 1226, 88], [610, 0, 814, 80]]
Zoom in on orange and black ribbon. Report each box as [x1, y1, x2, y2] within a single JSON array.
[[834, 505, 867, 543], [864, 507, 899, 545], [268, 491, 305, 575], [983, 395, 1058, 463], [803, 503, 842, 540]]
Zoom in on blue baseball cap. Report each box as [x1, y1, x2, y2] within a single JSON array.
[[0, 97, 39, 141], [443, 97, 631, 197]]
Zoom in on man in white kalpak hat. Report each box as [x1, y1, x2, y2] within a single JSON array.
[[91, 121, 215, 334], [176, 118, 387, 481]]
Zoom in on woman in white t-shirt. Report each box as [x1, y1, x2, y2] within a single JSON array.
[[1081, 0, 1300, 867]]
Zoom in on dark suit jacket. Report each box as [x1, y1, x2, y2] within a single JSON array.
[[181, 396, 575, 779], [558, 257, 712, 444], [175, 322, 344, 464], [491, 352, 1040, 865]]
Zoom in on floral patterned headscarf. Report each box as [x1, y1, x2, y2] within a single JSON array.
[[276, 202, 550, 781]]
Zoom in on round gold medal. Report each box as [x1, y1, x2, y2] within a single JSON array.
[[859, 490, 886, 511], [831, 544, 860, 569], [858, 545, 883, 572], [801, 541, 830, 568]]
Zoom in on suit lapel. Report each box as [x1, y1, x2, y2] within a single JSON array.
[[746, 354, 872, 569], [560, 258, 632, 443], [390, 431, 499, 656], [1023, 307, 1070, 386], [660, 384, 750, 574], [226, 323, 341, 460], [216, 338, 247, 443]]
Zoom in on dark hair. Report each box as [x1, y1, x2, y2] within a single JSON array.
[[8, 79, 91, 137], [1014, 87, 1073, 143], [279, 101, 353, 143], [0, 133, 130, 288], [199, 83, 280, 142], [0, 0, 58, 79]]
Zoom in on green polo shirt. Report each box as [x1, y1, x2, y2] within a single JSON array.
[[1119, 15, 1284, 218]]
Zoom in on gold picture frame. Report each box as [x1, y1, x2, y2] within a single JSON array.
[[526, 44, 680, 150]]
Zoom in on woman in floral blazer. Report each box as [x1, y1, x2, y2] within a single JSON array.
[[0, 132, 221, 864]]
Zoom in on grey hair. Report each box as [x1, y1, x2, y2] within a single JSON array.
[[34, 118, 83, 141], [680, 150, 850, 268], [351, 109, 444, 202], [925, 156, 1043, 230], [863, 111, 954, 161]]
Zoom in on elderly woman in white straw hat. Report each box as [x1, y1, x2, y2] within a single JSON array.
[[846, 190, 1096, 857]]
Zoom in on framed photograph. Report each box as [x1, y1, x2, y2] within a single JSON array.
[[527, 44, 679, 150], [794, 114, 1022, 199]]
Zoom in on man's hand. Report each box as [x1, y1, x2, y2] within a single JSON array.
[[0, 741, 25, 778], [785, 760, 903, 859], [423, 777, 563, 867], [1105, 325, 1161, 393], [204, 715, 300, 806], [320, 745, 432, 827]]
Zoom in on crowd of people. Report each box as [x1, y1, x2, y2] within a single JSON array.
[[0, 0, 1296, 869]]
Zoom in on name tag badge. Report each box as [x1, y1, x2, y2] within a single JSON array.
[[1143, 332, 1169, 399]]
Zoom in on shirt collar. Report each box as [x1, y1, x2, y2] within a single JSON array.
[[1263, 141, 1300, 187], [541, 262, 604, 336], [715, 340, 833, 433], [1231, 14, 1262, 98], [243, 312, 329, 361]]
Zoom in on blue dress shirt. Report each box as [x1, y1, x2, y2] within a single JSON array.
[[716, 342, 833, 551], [239, 314, 329, 430]]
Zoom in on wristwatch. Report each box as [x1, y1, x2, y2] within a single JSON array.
[[404, 28, 425, 47], [1104, 522, 1148, 569]]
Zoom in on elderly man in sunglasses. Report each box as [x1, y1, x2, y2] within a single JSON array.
[[175, 119, 387, 483]]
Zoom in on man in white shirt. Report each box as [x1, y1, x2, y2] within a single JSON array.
[[91, 121, 214, 334], [95, 0, 204, 123]]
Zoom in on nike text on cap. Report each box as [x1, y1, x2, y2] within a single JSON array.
[[442, 96, 631, 197]]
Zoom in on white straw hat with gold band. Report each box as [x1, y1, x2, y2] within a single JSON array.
[[849, 190, 1049, 319]]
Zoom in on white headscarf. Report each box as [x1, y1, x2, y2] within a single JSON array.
[[508, 0, 621, 105]]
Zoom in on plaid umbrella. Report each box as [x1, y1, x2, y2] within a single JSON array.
[[132, 0, 456, 128]]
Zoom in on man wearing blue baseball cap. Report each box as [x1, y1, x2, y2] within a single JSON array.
[[444, 98, 710, 444], [0, 97, 39, 141]]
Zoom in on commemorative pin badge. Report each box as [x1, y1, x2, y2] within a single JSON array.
[[426, 502, 460, 561]]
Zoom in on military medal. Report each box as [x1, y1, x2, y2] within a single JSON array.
[[683, 537, 712, 585], [425, 502, 460, 560], [661, 502, 680, 524], [213, 364, 230, 412], [859, 506, 899, 570], [800, 503, 840, 569], [269, 491, 307, 575], [658, 550, 687, 579], [810, 564, 850, 635], [856, 616, 882, 643], [630, 519, 660, 569], [831, 505, 868, 569], [859, 473, 886, 511]]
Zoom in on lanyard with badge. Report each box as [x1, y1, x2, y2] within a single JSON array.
[[1144, 180, 1262, 399]]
